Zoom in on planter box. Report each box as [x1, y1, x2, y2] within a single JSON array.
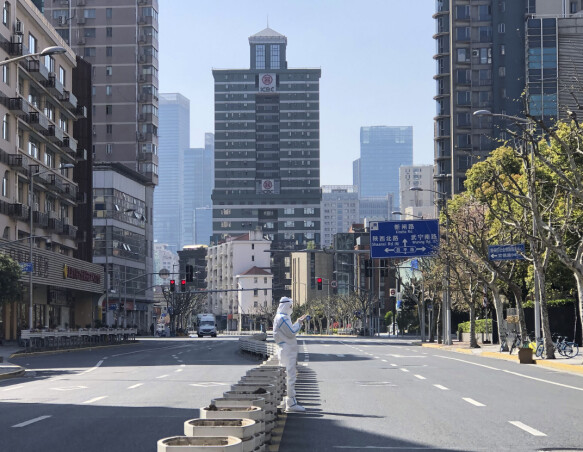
[[200, 405, 264, 423], [212, 397, 266, 409], [157, 436, 242, 451], [518, 347, 534, 364], [184, 419, 259, 452]]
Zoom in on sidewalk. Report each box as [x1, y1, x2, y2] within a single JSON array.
[[420, 340, 583, 375], [0, 342, 25, 380]]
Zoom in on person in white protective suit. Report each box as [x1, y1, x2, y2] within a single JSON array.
[[273, 296, 308, 413]]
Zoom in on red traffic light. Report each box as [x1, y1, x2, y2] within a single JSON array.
[[169, 279, 176, 292], [317, 277, 323, 290], [181, 279, 186, 292], [317, 277, 322, 283]]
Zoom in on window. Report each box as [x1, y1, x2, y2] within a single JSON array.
[[255, 45, 265, 69], [253, 289, 258, 297], [106, 8, 112, 19], [106, 46, 112, 57], [455, 5, 469, 19], [2, 171, 7, 197], [84, 28, 96, 37], [284, 208, 294, 214], [84, 47, 96, 57], [106, 124, 112, 134], [142, 7, 158, 20], [2, 65, 8, 85], [44, 55, 54, 72], [106, 143, 113, 154], [59, 66, 65, 85], [2, 114, 7, 140], [479, 26, 492, 42], [478, 5, 492, 20], [106, 85, 112, 96], [84, 9, 96, 18], [498, 66, 506, 77], [106, 105, 112, 115], [303, 207, 314, 214], [2, 2, 8, 26], [106, 27, 112, 37], [480, 47, 491, 64], [270, 45, 280, 69], [105, 66, 112, 76], [28, 138, 39, 159], [457, 91, 471, 105], [44, 150, 54, 168], [457, 48, 469, 62], [498, 23, 506, 33], [28, 33, 37, 54], [456, 27, 470, 41]]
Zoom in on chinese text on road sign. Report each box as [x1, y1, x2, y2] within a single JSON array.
[[369, 220, 440, 259]]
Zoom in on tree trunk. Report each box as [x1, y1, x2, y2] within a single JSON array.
[[469, 304, 478, 348], [535, 259, 555, 358], [489, 283, 505, 346], [510, 283, 528, 341]]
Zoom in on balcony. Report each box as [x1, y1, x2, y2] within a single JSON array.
[[137, 132, 153, 142], [10, 203, 29, 220], [44, 124, 64, 143], [64, 183, 78, 201], [138, 34, 153, 45], [76, 147, 87, 161], [33, 211, 49, 227], [138, 151, 156, 163], [63, 224, 78, 239], [27, 111, 50, 131], [42, 74, 64, 96], [49, 174, 65, 193], [48, 218, 63, 233], [27, 59, 49, 82], [9, 42, 23, 56], [60, 136, 78, 156], [8, 97, 30, 115], [60, 90, 78, 110], [8, 153, 29, 171], [75, 105, 87, 118], [138, 15, 153, 25]]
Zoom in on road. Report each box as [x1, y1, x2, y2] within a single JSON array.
[[0, 337, 255, 452], [280, 336, 583, 451], [2, 336, 583, 451]]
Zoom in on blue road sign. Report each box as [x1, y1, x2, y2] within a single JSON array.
[[19, 262, 33, 272], [369, 220, 440, 259], [411, 259, 419, 270], [488, 244, 525, 261]]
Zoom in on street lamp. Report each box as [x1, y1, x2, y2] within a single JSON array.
[[28, 163, 74, 329], [392, 211, 424, 219], [0, 46, 67, 67], [410, 186, 452, 344], [473, 109, 541, 343]]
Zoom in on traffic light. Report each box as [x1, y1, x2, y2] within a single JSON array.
[[185, 264, 194, 282], [181, 279, 186, 292], [317, 277, 323, 290], [365, 259, 372, 277], [169, 279, 175, 292]]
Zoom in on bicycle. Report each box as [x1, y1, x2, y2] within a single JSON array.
[[556, 336, 579, 358], [509, 332, 522, 355], [535, 333, 560, 358]]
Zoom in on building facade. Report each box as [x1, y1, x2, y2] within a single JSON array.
[[355, 126, 413, 208], [155, 92, 189, 252], [43, 0, 159, 311], [206, 230, 271, 330], [211, 27, 322, 247], [0, 0, 102, 340], [399, 165, 435, 219], [320, 185, 359, 248]]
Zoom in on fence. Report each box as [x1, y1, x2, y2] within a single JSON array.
[[20, 328, 137, 352]]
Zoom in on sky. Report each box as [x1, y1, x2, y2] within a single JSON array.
[[158, 0, 436, 186]]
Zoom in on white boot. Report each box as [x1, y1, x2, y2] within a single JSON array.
[[285, 397, 306, 413]]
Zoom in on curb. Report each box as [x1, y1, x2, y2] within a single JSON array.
[[9, 340, 140, 359], [0, 367, 25, 380], [421, 343, 583, 375]]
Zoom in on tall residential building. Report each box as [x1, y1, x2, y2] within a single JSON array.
[[1, 1, 103, 340], [354, 126, 413, 208], [399, 165, 435, 219], [155, 93, 189, 252], [211, 27, 322, 247], [320, 185, 359, 248], [43, 0, 159, 313], [183, 133, 214, 246]]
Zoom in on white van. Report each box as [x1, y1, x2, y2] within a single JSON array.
[[197, 313, 217, 337]]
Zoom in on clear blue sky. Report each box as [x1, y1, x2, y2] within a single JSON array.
[[158, 0, 436, 186]]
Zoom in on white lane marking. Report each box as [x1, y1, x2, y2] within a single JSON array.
[[509, 421, 547, 436], [128, 383, 144, 389], [434, 384, 449, 390], [12, 415, 52, 428], [82, 396, 107, 404], [79, 359, 104, 375], [400, 368, 410, 373], [3, 385, 25, 392], [50, 385, 87, 391], [189, 382, 229, 387], [463, 397, 485, 407], [175, 369, 183, 373], [109, 344, 191, 358], [374, 356, 380, 359], [381, 359, 388, 363], [437, 354, 583, 391], [180, 364, 186, 367], [156, 374, 169, 379], [390, 364, 397, 367], [414, 375, 426, 380]]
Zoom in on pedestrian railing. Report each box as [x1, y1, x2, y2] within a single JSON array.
[[20, 328, 137, 352], [221, 330, 265, 336]]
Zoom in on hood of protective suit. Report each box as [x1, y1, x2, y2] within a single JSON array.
[[276, 297, 293, 315]]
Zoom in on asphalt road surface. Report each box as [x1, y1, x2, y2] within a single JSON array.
[[2, 336, 583, 451]]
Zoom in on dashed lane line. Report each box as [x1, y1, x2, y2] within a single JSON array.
[[12, 415, 52, 428], [400, 368, 410, 373], [82, 396, 107, 404], [509, 421, 547, 436], [434, 384, 449, 390], [156, 374, 169, 379], [414, 375, 426, 380], [462, 397, 485, 407], [127, 383, 144, 389]]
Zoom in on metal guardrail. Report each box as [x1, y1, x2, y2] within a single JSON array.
[[20, 328, 137, 352], [238, 334, 279, 358]]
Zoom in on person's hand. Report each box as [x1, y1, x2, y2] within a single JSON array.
[[299, 314, 308, 322]]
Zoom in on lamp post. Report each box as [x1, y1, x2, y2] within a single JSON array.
[[473, 109, 541, 342], [391, 211, 424, 220], [28, 163, 74, 329], [0, 46, 67, 68], [410, 186, 451, 344]]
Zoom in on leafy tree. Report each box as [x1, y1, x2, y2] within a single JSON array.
[[0, 253, 22, 305]]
